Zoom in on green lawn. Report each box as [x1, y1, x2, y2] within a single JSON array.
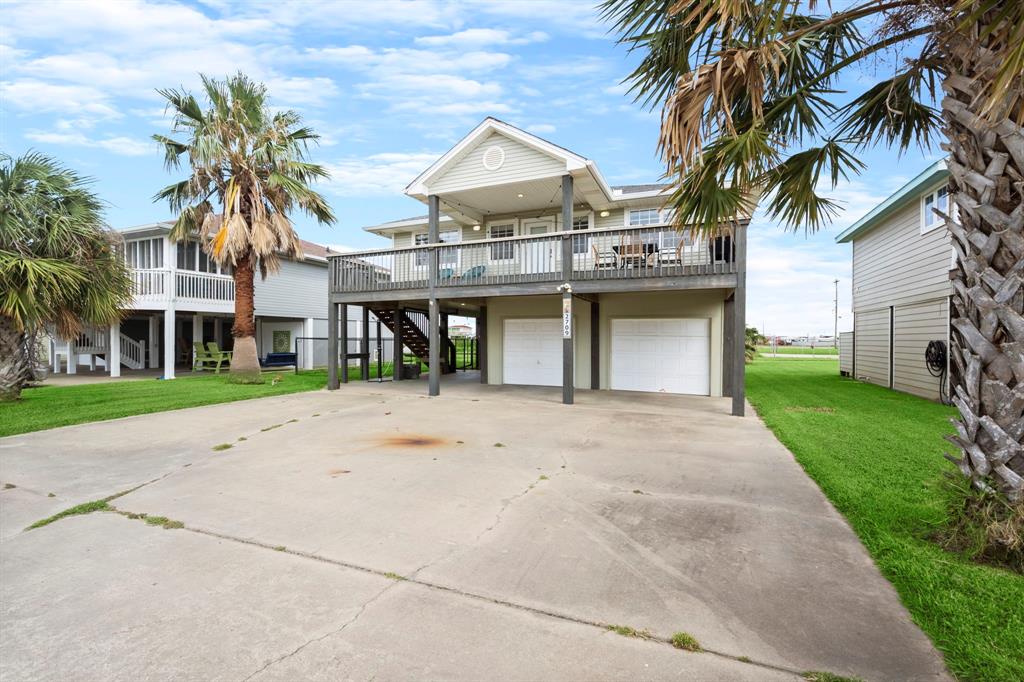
[[757, 345, 838, 355], [746, 358, 1024, 682], [0, 369, 339, 437]]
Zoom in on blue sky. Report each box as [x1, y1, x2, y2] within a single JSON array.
[[1, 0, 940, 335]]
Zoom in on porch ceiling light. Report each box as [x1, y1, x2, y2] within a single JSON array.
[[517, 193, 524, 198], [600, 210, 610, 217], [472, 224, 481, 231]]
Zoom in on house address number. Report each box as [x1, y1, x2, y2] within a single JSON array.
[[562, 298, 572, 338]]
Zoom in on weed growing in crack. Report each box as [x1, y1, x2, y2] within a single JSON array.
[[261, 424, 283, 432], [802, 673, 864, 682], [383, 572, 406, 581], [607, 625, 652, 639], [212, 443, 233, 451], [142, 515, 184, 530], [27, 500, 110, 529], [671, 632, 701, 651]]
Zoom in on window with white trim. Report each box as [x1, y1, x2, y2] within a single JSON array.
[[124, 238, 163, 269], [175, 240, 231, 274], [628, 208, 662, 226], [571, 216, 590, 255], [489, 224, 515, 260], [413, 231, 459, 267], [921, 186, 949, 234]]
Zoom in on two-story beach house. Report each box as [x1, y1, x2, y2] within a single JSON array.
[[50, 222, 367, 378], [835, 160, 952, 400], [326, 118, 750, 415]]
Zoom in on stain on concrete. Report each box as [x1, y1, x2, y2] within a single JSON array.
[[371, 435, 447, 448]]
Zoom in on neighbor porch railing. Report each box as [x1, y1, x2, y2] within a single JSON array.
[[130, 268, 235, 303], [330, 223, 739, 294]]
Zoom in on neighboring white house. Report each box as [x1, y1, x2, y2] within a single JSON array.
[[327, 118, 750, 414], [50, 221, 381, 378], [836, 160, 952, 400]]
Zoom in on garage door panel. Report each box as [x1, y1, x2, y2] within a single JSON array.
[[611, 318, 710, 396], [503, 318, 562, 387]]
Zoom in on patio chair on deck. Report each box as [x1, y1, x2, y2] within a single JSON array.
[[459, 265, 487, 280], [591, 243, 618, 269]]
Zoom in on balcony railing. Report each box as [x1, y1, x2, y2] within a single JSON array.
[[130, 268, 235, 303], [330, 224, 739, 294]]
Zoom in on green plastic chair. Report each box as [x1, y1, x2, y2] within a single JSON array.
[[460, 265, 487, 280], [204, 341, 233, 374]]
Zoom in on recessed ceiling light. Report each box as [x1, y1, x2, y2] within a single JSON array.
[[600, 210, 610, 217], [517, 193, 524, 198], [472, 224, 481, 231]]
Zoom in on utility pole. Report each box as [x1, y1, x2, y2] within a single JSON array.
[[833, 278, 839, 347]]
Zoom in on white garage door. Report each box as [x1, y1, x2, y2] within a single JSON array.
[[611, 318, 710, 395], [503, 318, 562, 387]]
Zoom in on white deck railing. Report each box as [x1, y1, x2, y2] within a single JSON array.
[[130, 268, 234, 304]]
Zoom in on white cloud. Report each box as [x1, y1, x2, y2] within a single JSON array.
[[322, 152, 441, 196], [24, 130, 153, 156], [1, 80, 121, 120], [415, 28, 548, 46], [526, 123, 556, 134]]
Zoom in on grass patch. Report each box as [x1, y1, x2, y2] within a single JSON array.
[[538, 475, 549, 481], [273, 545, 286, 552], [142, 515, 184, 529], [212, 443, 233, 451], [747, 359, 1024, 681], [1, 370, 330, 437], [383, 572, 406, 581], [801, 673, 864, 682], [493, 442, 505, 448], [606, 624, 652, 639], [27, 499, 109, 529], [934, 477, 1023, 573], [670, 631, 701, 651], [757, 345, 838, 356]]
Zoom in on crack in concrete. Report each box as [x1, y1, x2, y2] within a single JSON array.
[[239, 582, 398, 682], [172, 518, 803, 681]]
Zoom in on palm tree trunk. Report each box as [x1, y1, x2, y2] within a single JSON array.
[[230, 252, 262, 380], [0, 315, 30, 401], [941, 25, 1024, 504]]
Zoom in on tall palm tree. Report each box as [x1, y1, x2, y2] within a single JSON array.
[[602, 1, 1024, 504], [0, 152, 133, 401], [153, 73, 335, 379]]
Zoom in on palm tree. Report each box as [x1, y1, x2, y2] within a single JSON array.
[[0, 152, 132, 401], [153, 73, 335, 380], [602, 1, 1024, 504]]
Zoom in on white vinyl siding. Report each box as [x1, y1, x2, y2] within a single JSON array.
[[430, 132, 567, 194], [839, 331, 854, 375], [252, 259, 328, 319], [854, 308, 890, 388], [893, 298, 948, 399], [921, 186, 949, 234], [852, 199, 952, 312]]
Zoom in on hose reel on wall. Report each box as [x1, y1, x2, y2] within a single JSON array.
[[925, 339, 949, 404]]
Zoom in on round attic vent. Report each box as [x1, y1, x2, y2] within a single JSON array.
[[481, 145, 505, 171]]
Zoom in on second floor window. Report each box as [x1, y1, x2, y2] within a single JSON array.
[[922, 186, 949, 234], [177, 240, 231, 275], [572, 216, 590, 255], [124, 238, 163, 269], [490, 224, 515, 260], [414, 231, 460, 267], [628, 208, 662, 226]]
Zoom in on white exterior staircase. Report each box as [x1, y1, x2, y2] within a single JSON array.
[[52, 327, 145, 372], [118, 333, 145, 370]]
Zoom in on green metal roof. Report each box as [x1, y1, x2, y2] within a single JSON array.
[[835, 160, 948, 243]]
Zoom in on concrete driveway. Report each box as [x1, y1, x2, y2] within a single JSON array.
[[0, 382, 949, 681]]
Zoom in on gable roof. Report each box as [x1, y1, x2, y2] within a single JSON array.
[[404, 117, 613, 201], [835, 160, 948, 243]]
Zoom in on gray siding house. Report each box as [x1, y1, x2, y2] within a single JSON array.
[[327, 118, 750, 415], [51, 222, 381, 378], [836, 160, 952, 400]]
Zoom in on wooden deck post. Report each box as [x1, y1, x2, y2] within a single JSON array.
[[731, 224, 747, 416], [723, 295, 734, 397], [478, 305, 487, 383], [562, 290, 574, 405], [339, 303, 349, 384], [360, 307, 370, 381], [327, 301, 339, 390], [428, 194, 441, 397], [590, 299, 599, 390]]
